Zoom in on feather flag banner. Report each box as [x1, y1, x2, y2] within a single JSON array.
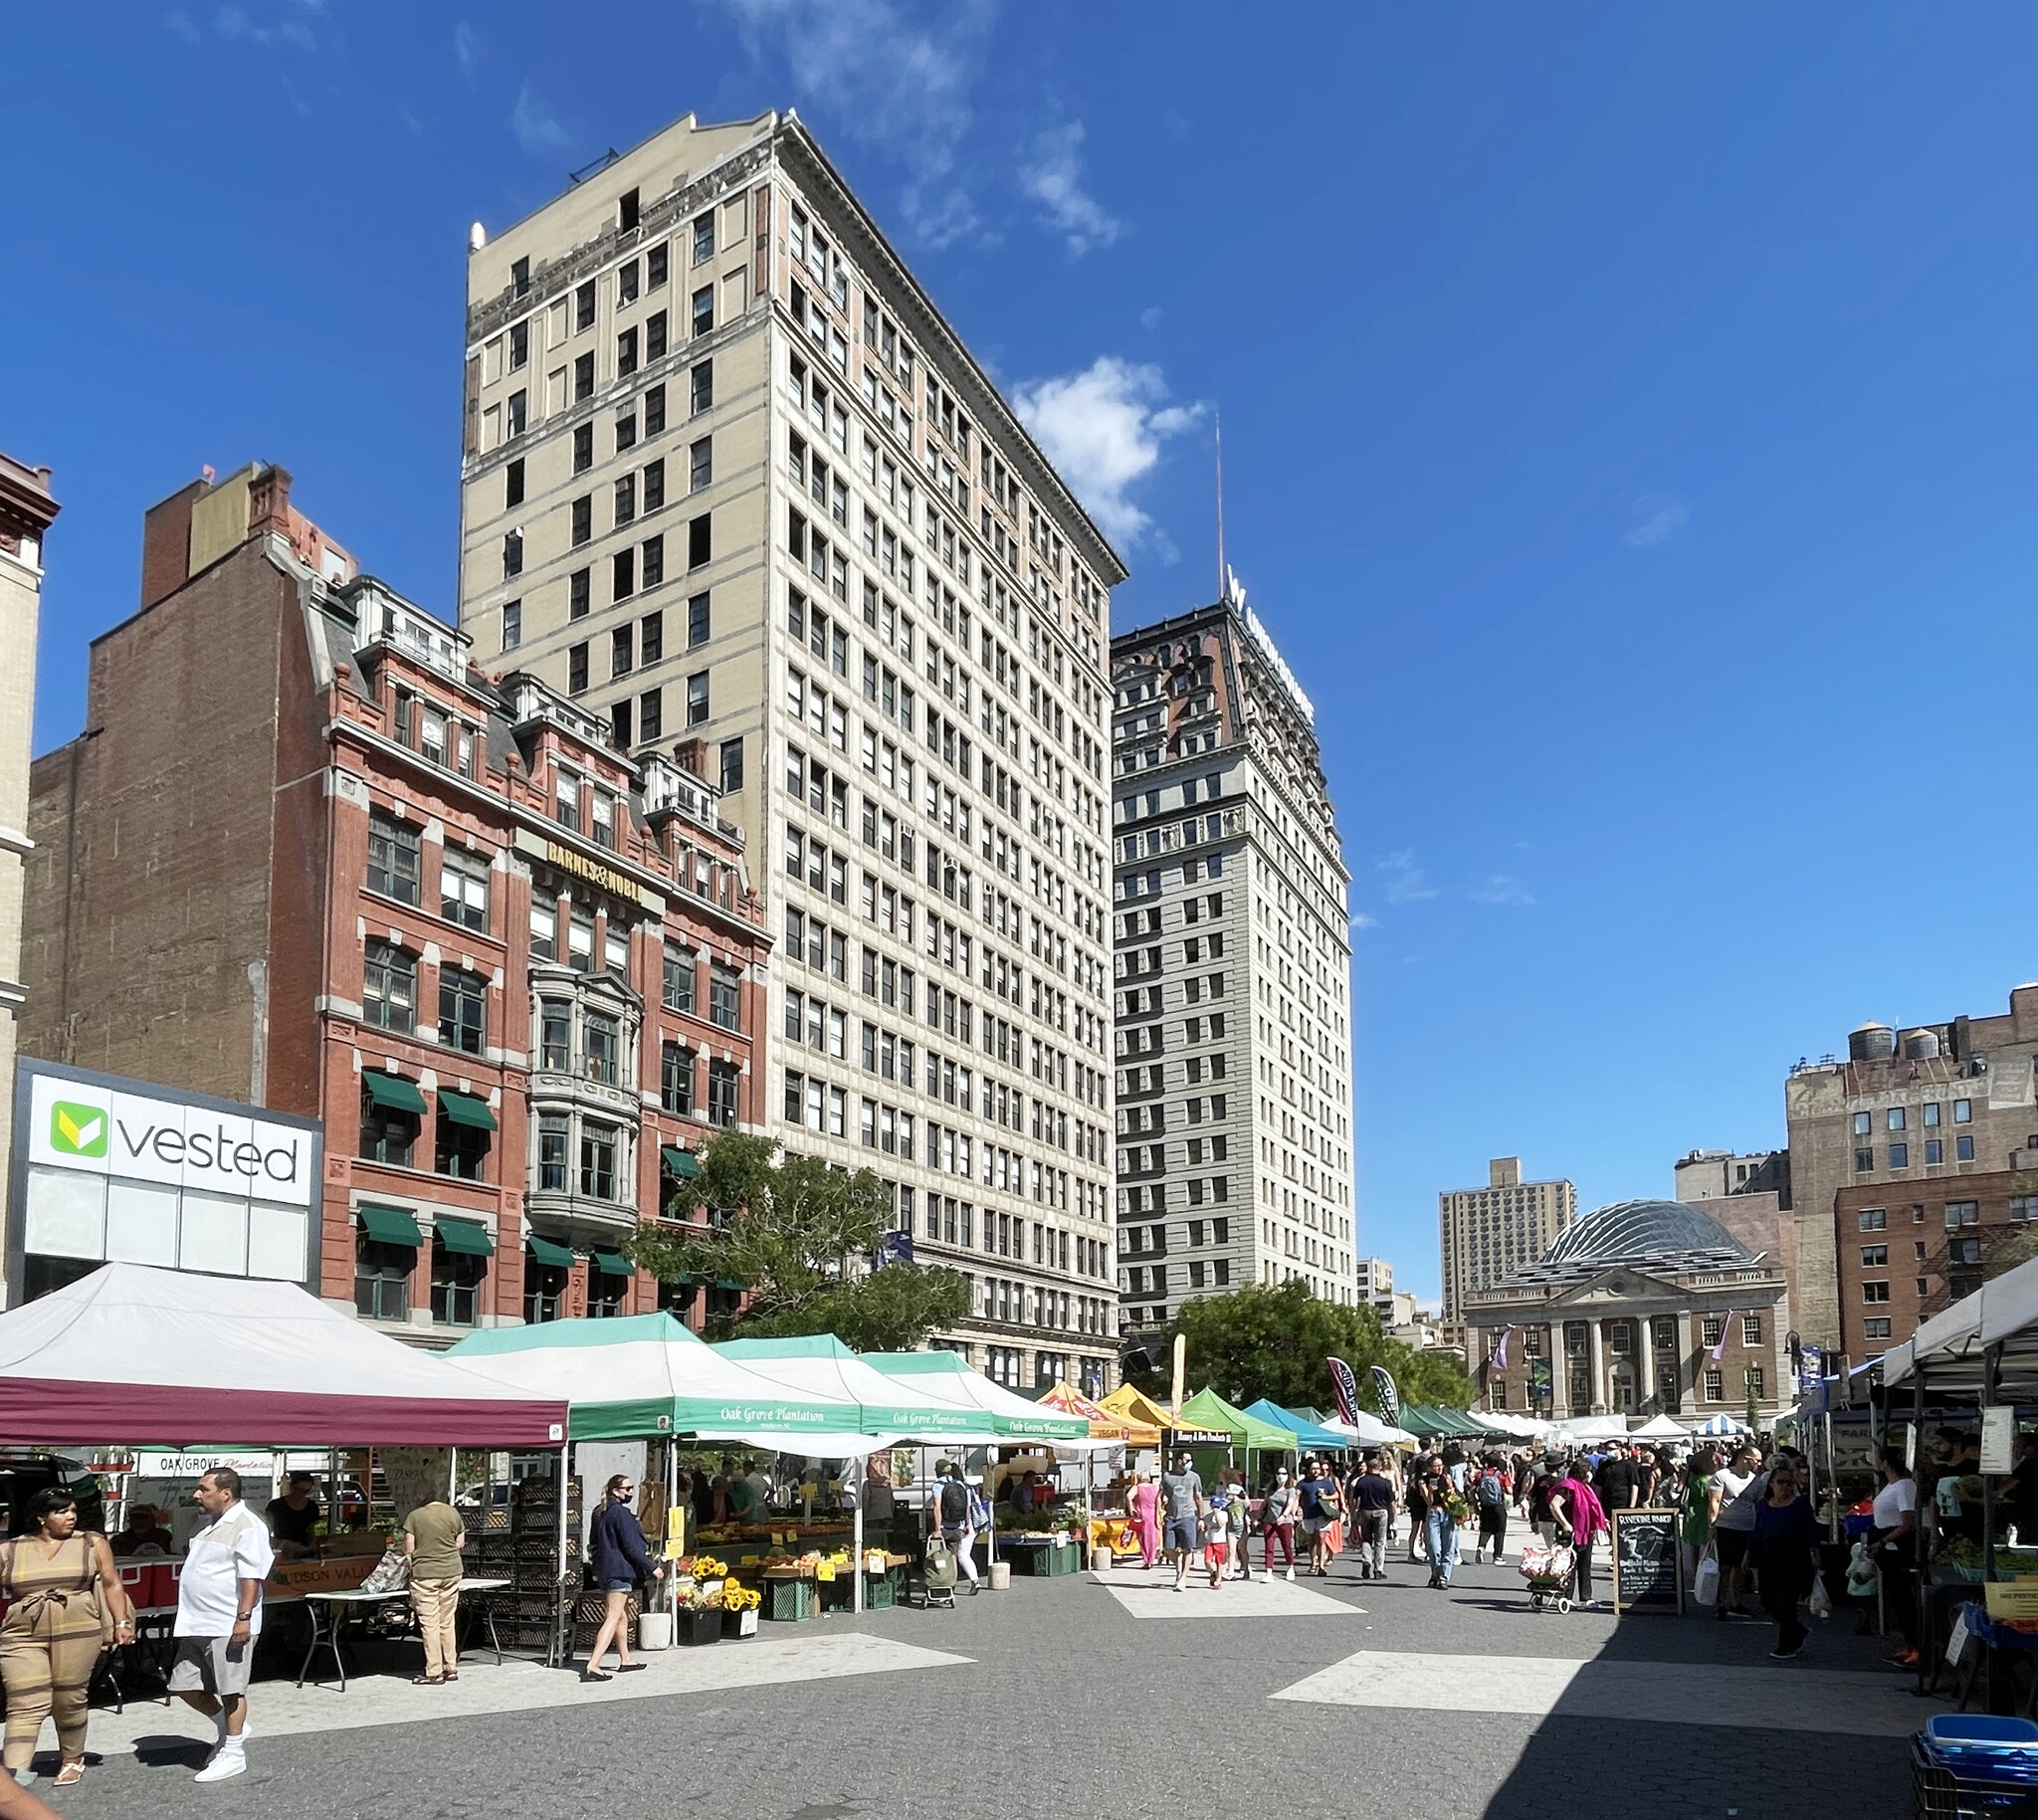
[[1326, 1356, 1360, 1428], [1493, 1327, 1512, 1371], [1370, 1364, 1401, 1426]]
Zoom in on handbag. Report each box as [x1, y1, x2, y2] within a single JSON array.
[[1692, 1544, 1720, 1608]]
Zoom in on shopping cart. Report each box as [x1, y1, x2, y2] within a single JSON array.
[[1519, 1541, 1576, 1615]]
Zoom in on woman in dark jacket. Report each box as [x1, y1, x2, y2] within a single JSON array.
[[1750, 1459, 1822, 1661], [583, 1474, 663, 1682]]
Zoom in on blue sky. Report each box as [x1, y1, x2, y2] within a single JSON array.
[[11, 5, 2038, 1305]]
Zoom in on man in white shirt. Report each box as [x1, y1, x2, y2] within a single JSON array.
[[169, 1469, 275, 1783], [743, 1459, 773, 1513]]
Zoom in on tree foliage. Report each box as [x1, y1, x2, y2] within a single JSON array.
[[621, 1131, 969, 1349], [1123, 1281, 1475, 1413]]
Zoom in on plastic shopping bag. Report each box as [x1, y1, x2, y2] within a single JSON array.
[[1808, 1576, 1832, 1620], [1692, 1546, 1720, 1608]]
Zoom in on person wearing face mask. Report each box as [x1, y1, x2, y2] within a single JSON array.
[[1349, 1455, 1396, 1582], [582, 1474, 663, 1682], [1261, 1468, 1300, 1580], [1751, 1459, 1822, 1660]]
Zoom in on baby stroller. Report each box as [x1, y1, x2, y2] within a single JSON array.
[[1519, 1540, 1576, 1614]]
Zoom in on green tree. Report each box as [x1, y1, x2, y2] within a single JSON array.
[[622, 1131, 970, 1348], [1124, 1281, 1474, 1413]]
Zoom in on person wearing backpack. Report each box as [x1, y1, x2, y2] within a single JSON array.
[[933, 1462, 981, 1595], [1472, 1455, 1510, 1565]]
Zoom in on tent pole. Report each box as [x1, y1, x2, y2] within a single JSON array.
[[556, 1441, 570, 1670], [1983, 1342, 2002, 1715], [1913, 1370, 1927, 1696], [449, 1445, 458, 1504], [852, 1456, 865, 1616]]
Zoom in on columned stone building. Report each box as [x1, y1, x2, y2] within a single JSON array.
[[1467, 1199, 1791, 1425]]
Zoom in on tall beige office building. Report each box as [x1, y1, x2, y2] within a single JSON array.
[[1439, 1156, 1576, 1319], [458, 111, 1122, 1393], [1110, 589, 1357, 1330], [0, 455, 59, 1305]]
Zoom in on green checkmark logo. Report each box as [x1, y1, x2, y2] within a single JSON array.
[[50, 1103, 107, 1158]]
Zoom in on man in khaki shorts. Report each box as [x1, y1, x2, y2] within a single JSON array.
[[170, 1469, 275, 1783]]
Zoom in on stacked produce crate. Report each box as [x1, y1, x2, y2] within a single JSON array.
[[471, 1471, 581, 1661]]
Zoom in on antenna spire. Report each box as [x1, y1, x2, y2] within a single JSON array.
[[1214, 411, 1226, 604]]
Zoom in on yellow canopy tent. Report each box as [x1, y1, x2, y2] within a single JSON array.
[[1041, 1380, 1157, 1445], [1097, 1382, 1174, 1446]]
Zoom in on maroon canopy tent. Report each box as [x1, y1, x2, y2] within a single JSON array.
[[0, 1264, 567, 1447]]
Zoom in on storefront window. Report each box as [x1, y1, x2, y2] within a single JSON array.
[[588, 1267, 629, 1318]]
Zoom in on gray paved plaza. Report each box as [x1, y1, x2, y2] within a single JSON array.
[[36, 1547, 1940, 1820]]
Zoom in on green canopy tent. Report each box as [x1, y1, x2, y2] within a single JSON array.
[[714, 1335, 1009, 1445], [1396, 1402, 1487, 1440], [856, 1351, 1092, 1442]]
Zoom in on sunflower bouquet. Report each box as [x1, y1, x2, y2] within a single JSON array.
[[719, 1580, 761, 1612]]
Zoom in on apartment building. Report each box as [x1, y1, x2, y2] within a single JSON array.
[[1109, 589, 1357, 1331], [458, 111, 1122, 1394], [20, 465, 766, 1339], [1788, 988, 2038, 1353], [1438, 1156, 1577, 1321], [0, 456, 58, 1293]]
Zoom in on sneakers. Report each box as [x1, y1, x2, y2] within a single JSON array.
[[1284, 1568, 1295, 1582], [195, 1742, 247, 1784], [1769, 1641, 1805, 1661]]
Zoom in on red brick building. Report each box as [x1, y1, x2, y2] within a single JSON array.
[[22, 464, 767, 1340]]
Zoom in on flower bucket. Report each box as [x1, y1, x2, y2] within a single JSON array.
[[637, 1610, 674, 1652], [681, 1608, 722, 1646]]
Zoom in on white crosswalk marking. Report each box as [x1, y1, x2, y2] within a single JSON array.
[[1272, 1648, 1937, 1735]]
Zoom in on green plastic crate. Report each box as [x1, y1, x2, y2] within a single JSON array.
[[866, 1568, 897, 1609], [766, 1577, 817, 1622]]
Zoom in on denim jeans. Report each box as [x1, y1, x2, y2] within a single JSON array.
[[1425, 1510, 1461, 1582]]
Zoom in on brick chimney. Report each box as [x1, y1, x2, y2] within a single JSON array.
[[673, 737, 708, 779], [247, 464, 294, 539], [138, 478, 208, 611]]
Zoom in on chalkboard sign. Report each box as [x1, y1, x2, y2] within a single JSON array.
[[1611, 1507, 1682, 1614]]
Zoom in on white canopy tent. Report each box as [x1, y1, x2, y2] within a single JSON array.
[[1550, 1415, 1632, 1443], [1630, 1413, 1688, 1440], [1321, 1411, 1418, 1447]]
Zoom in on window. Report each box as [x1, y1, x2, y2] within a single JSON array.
[[537, 999, 569, 1072], [640, 687, 663, 741], [2013, 1196, 2038, 1223], [511, 256, 530, 298], [689, 514, 712, 568], [643, 533, 665, 590], [691, 361, 713, 414], [537, 1113, 569, 1192], [355, 1234, 412, 1321], [437, 850, 489, 933], [435, 1103, 490, 1183], [611, 624, 633, 680], [1859, 1207, 1887, 1230], [691, 437, 713, 493], [1865, 1317, 1893, 1339], [1955, 1099, 1973, 1123], [614, 474, 636, 528], [430, 1231, 485, 1326], [688, 671, 710, 725], [617, 326, 638, 378], [604, 925, 628, 979], [573, 423, 593, 473], [580, 1122, 618, 1199], [503, 599, 521, 650], [1700, 1314, 1724, 1345], [1853, 1112, 1872, 1137], [708, 1060, 738, 1127], [1926, 1139, 1943, 1164], [1888, 1107, 1907, 1131], [648, 243, 668, 288], [709, 963, 741, 1030], [1741, 1314, 1761, 1345], [524, 1250, 568, 1325], [613, 547, 636, 602], [530, 903, 557, 962], [358, 1078, 419, 1166], [646, 309, 668, 362], [1889, 1141, 1909, 1168], [692, 287, 713, 337], [574, 352, 594, 400], [438, 966, 487, 1055], [1862, 1281, 1891, 1303], [568, 643, 589, 695], [584, 1011, 620, 1085], [1957, 1135, 1976, 1161], [575, 280, 595, 330], [1861, 1245, 1889, 1266], [589, 1262, 629, 1318], [612, 700, 633, 749], [644, 457, 665, 512], [1704, 1367, 1725, 1402], [570, 567, 591, 619], [719, 736, 743, 793], [367, 812, 421, 906], [619, 186, 640, 232], [678, 593, 709, 652], [1925, 1102, 1941, 1126], [662, 1042, 695, 1115], [505, 458, 524, 507], [1946, 1200, 1980, 1229], [1950, 1236, 1983, 1266], [363, 939, 416, 1033], [693, 211, 714, 264], [1854, 1147, 1874, 1172], [1746, 1367, 1764, 1401], [506, 392, 525, 438], [664, 947, 697, 1013]]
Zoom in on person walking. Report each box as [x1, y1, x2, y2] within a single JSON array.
[[933, 1463, 983, 1595], [1422, 1463, 1464, 1589], [1751, 1458, 1822, 1660], [1680, 1448, 1721, 1593], [169, 1468, 273, 1784], [1712, 1446, 1767, 1620], [1555, 1458, 1609, 1610], [1261, 1468, 1300, 1581], [402, 1493, 467, 1686], [1159, 1452, 1206, 1594], [1202, 1485, 1236, 1589], [1300, 1459, 1342, 1577], [1472, 1455, 1510, 1565], [0, 1488, 134, 1788], [582, 1473, 663, 1680], [1405, 1459, 1433, 1567], [1128, 1471, 1160, 1570], [1350, 1456, 1395, 1581], [1870, 1448, 1921, 1668]]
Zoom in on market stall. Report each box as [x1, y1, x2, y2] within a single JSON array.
[[1243, 1398, 1350, 1456]]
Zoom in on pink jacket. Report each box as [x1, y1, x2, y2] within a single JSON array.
[[1559, 1475, 1609, 1541]]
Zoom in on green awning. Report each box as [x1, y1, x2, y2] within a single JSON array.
[[435, 1216, 494, 1258], [357, 1203, 423, 1247], [362, 1071, 428, 1116], [713, 1278, 746, 1291], [660, 1146, 700, 1178], [438, 1088, 498, 1130], [525, 1234, 575, 1269], [590, 1249, 633, 1278]]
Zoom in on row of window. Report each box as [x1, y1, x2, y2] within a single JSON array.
[[1854, 1137, 1975, 1170], [1857, 1199, 1992, 1231], [356, 1230, 636, 1328]]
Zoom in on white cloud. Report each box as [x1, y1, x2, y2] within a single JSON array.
[[1010, 357, 1201, 550], [511, 82, 572, 157], [1350, 912, 1379, 932], [454, 20, 481, 84], [1139, 304, 1162, 330], [1469, 874, 1535, 908], [213, 0, 321, 50], [715, 0, 994, 247], [1624, 492, 1689, 549], [1018, 121, 1122, 257], [165, 9, 201, 42], [1375, 849, 1438, 906]]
